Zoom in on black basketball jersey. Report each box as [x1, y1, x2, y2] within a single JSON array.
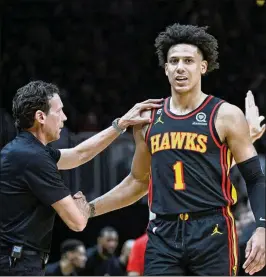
[[145, 95, 237, 215]]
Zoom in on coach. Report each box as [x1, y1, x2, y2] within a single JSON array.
[[0, 80, 162, 275]]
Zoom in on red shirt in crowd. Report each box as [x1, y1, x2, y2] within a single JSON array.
[[127, 233, 148, 275]]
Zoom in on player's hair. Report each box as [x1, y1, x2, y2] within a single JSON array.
[[154, 23, 219, 73], [12, 80, 60, 131], [99, 226, 117, 237], [60, 239, 84, 256]]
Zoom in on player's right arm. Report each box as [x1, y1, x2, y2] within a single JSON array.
[[74, 118, 152, 218]]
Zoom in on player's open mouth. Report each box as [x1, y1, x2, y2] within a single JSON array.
[[175, 76, 188, 85], [175, 76, 188, 81]]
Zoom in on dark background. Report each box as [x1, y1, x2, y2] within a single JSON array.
[[0, 0, 265, 263]]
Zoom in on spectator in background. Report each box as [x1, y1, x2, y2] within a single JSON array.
[[45, 239, 87, 276], [0, 108, 16, 149], [119, 239, 135, 275], [127, 233, 148, 276], [79, 226, 125, 276]]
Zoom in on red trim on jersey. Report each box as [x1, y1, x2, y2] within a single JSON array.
[[163, 95, 213, 120], [148, 168, 153, 209], [209, 100, 225, 149], [220, 145, 230, 204], [222, 207, 233, 276], [145, 109, 156, 144], [233, 214, 239, 275], [224, 206, 239, 276], [226, 148, 234, 205], [224, 148, 233, 205]]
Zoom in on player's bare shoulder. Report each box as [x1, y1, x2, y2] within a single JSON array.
[[216, 102, 247, 142], [217, 102, 245, 123], [141, 110, 152, 139], [132, 109, 152, 144]]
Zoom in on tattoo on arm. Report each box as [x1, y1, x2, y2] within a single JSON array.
[[89, 203, 96, 218]]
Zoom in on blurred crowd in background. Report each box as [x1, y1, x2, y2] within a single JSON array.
[[0, 0, 265, 275]]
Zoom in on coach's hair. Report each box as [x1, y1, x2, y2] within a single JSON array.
[[60, 239, 84, 256], [154, 23, 219, 73], [12, 80, 60, 130]]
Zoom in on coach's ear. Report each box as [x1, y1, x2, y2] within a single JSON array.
[[201, 60, 208, 75], [165, 63, 169, 76], [35, 110, 46, 124]]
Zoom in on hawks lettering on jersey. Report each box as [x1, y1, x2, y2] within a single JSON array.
[[150, 132, 208, 154]]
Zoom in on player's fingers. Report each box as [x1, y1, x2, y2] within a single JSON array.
[[245, 239, 252, 259], [243, 251, 256, 272], [245, 249, 264, 275], [249, 260, 265, 276], [244, 244, 256, 270]]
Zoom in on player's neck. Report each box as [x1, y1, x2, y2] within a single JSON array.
[[60, 259, 75, 275], [170, 88, 207, 115]]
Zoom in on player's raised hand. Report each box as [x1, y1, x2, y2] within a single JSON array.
[[118, 98, 163, 128], [245, 90, 265, 142], [243, 227, 265, 275]]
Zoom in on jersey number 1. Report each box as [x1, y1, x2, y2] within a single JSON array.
[[173, 161, 185, 190]]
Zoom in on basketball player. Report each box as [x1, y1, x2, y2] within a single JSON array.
[[74, 24, 265, 276]]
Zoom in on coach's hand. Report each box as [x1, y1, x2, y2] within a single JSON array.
[[245, 90, 265, 143], [73, 191, 89, 220], [243, 227, 265, 275], [118, 99, 163, 129]]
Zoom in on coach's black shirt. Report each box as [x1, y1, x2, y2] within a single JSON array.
[[0, 131, 70, 253]]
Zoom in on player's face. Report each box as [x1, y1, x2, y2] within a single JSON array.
[[165, 44, 208, 94], [43, 94, 67, 142]]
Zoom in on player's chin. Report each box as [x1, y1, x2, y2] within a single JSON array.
[[174, 85, 190, 93]]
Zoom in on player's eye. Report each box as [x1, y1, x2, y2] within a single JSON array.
[[185, 59, 193, 63], [170, 58, 178, 64]]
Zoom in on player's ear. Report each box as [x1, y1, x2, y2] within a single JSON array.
[[201, 61, 208, 75], [165, 63, 169, 76]]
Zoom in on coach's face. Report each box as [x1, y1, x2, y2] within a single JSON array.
[[165, 44, 207, 94], [44, 93, 67, 142]]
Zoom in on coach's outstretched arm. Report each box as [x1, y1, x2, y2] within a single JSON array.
[[57, 99, 161, 170], [218, 102, 265, 276], [74, 123, 151, 217]]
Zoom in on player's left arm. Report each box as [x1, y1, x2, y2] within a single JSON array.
[[218, 103, 265, 275]]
